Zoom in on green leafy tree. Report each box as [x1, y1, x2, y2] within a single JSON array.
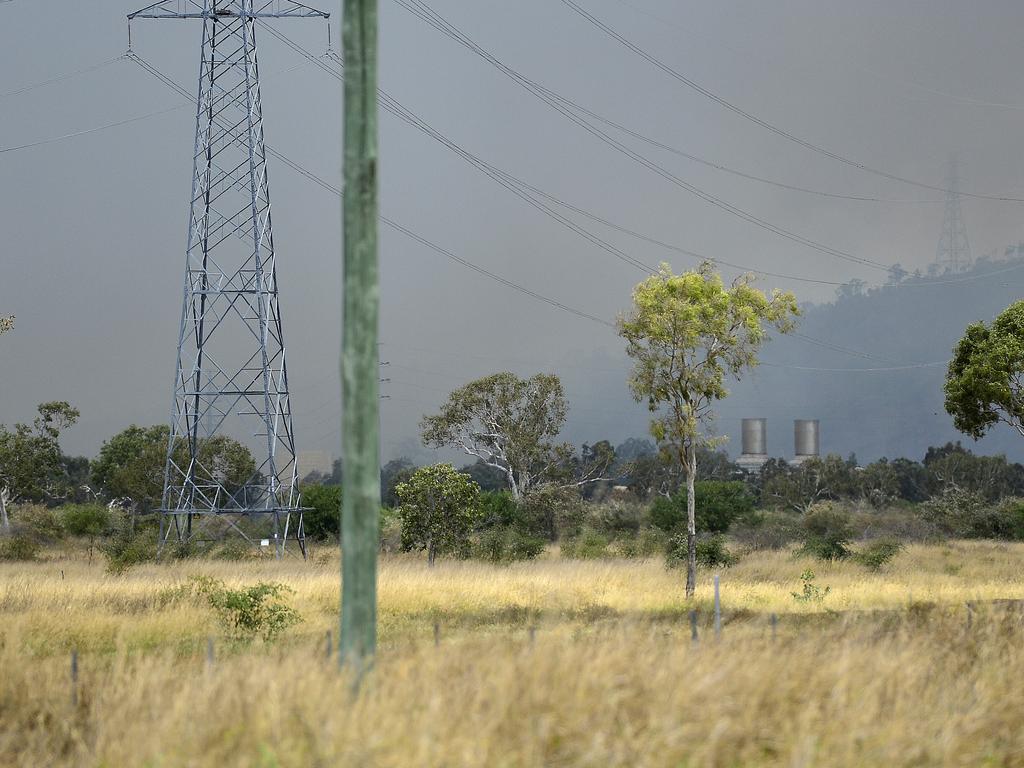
[[0, 402, 80, 530], [396, 463, 483, 565], [945, 301, 1024, 440], [618, 262, 798, 597], [91, 425, 257, 513], [91, 425, 169, 512], [421, 372, 572, 501], [301, 483, 342, 541]]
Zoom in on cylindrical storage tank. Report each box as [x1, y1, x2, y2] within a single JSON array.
[[741, 418, 767, 456], [794, 419, 820, 457]]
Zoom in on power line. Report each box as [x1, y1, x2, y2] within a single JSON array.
[[0, 55, 126, 100], [394, 0, 891, 271], [557, 0, 1024, 203], [128, 50, 615, 330], [0, 102, 186, 154]]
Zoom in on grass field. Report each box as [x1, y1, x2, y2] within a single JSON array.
[[2, 542, 1023, 766]]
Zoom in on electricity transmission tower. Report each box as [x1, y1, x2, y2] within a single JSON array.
[[935, 157, 972, 274], [128, 0, 329, 557]]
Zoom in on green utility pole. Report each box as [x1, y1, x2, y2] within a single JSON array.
[[340, 0, 380, 671]]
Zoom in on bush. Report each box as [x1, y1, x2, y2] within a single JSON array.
[[478, 490, 521, 528], [521, 485, 585, 541], [0, 535, 40, 561], [731, 510, 802, 550], [188, 576, 301, 642], [853, 538, 904, 571], [301, 484, 341, 542], [649, 481, 755, 534], [560, 528, 611, 559], [11, 504, 64, 543], [667, 532, 737, 568], [922, 491, 1024, 540], [473, 525, 546, 563], [799, 503, 853, 561], [59, 503, 111, 538], [211, 540, 256, 561], [791, 569, 829, 603], [588, 500, 644, 537], [613, 527, 668, 559], [102, 516, 158, 574], [379, 508, 403, 554]]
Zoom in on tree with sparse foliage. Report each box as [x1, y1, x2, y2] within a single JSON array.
[[421, 372, 572, 501], [396, 463, 482, 565], [618, 262, 798, 597], [0, 402, 80, 530], [0, 316, 13, 335], [945, 301, 1024, 440]]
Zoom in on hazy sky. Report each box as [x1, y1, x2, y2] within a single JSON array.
[[3, 0, 1024, 465]]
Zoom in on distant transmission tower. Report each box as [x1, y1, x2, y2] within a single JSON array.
[[128, 0, 329, 557], [934, 156, 972, 274]]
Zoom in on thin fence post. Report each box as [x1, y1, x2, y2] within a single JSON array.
[[70, 649, 78, 707], [528, 625, 536, 646], [206, 637, 214, 668], [326, 629, 333, 661], [713, 574, 721, 640], [770, 612, 778, 641], [689, 610, 698, 645], [433, 621, 440, 647], [966, 602, 973, 631]]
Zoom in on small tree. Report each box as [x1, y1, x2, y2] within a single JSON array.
[[618, 262, 797, 597], [945, 301, 1024, 440], [0, 402, 80, 531], [421, 373, 572, 501], [396, 464, 482, 565]]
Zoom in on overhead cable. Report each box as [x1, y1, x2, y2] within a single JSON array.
[[557, 0, 1024, 203]]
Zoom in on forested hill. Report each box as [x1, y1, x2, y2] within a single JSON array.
[[722, 256, 1024, 463]]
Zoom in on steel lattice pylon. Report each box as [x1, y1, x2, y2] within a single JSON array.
[[129, 0, 329, 557], [935, 156, 972, 274]]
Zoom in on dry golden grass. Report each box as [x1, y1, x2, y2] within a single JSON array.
[[1, 542, 1023, 766]]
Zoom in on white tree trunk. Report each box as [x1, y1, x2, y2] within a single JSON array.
[[0, 485, 10, 532], [685, 448, 697, 599]]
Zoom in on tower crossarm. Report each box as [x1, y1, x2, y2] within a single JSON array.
[[128, 0, 329, 20]]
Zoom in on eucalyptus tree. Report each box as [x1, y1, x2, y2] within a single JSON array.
[[619, 262, 798, 597]]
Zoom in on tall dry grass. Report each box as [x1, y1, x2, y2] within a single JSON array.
[[1, 542, 1023, 765]]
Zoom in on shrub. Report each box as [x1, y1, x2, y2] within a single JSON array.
[[11, 504, 64, 543], [791, 569, 829, 603], [102, 516, 158, 574], [799, 503, 853, 561], [917, 488, 1024, 540], [59, 503, 111, 538], [649, 481, 755, 534], [379, 508, 403, 554], [474, 525, 546, 563], [560, 528, 611, 559], [478, 490, 521, 528], [0, 535, 40, 562], [667, 532, 737, 568], [190, 576, 301, 642], [731, 510, 802, 550], [301, 484, 341, 542], [853, 538, 904, 571], [613, 527, 668, 559], [521, 485, 585, 541], [588, 500, 644, 537]]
